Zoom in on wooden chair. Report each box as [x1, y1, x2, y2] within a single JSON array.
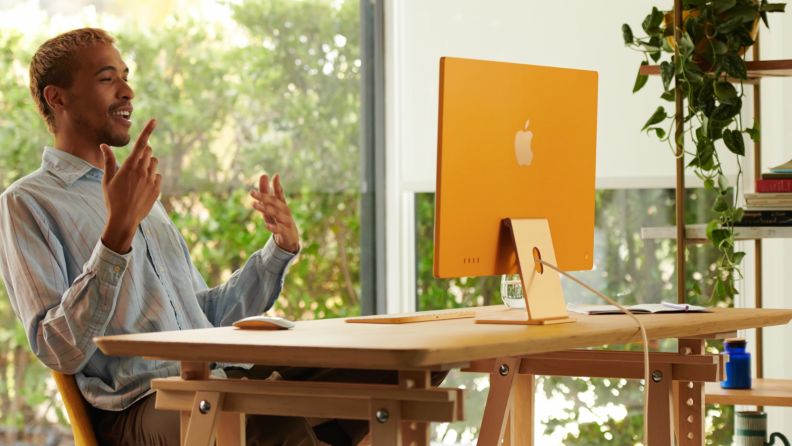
[[51, 371, 99, 446]]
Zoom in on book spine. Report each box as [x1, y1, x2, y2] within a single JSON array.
[[756, 179, 792, 193], [735, 211, 792, 226]]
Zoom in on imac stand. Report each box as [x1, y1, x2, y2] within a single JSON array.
[[475, 218, 577, 325]]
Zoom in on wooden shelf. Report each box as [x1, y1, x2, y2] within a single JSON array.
[[705, 379, 792, 407], [640, 59, 792, 84], [640, 224, 792, 243]]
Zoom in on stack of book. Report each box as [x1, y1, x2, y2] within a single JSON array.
[[738, 159, 792, 226]]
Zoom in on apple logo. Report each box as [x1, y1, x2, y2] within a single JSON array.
[[514, 119, 534, 166]]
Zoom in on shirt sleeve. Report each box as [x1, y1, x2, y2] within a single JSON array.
[[0, 192, 131, 375], [178, 231, 299, 327]]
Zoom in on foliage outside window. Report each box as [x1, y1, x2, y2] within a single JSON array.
[[417, 189, 734, 444], [0, 0, 361, 441]]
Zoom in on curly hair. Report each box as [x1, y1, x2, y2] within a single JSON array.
[[29, 28, 117, 134]]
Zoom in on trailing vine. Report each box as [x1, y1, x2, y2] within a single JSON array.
[[622, 0, 785, 301]]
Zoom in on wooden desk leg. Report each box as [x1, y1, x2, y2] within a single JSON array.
[[180, 411, 190, 446], [181, 361, 210, 380], [503, 405, 514, 446], [399, 371, 431, 446], [184, 391, 225, 446], [218, 412, 245, 446], [370, 399, 402, 446], [180, 361, 210, 446], [676, 339, 706, 446], [478, 357, 522, 446], [647, 363, 674, 446], [513, 374, 535, 446]]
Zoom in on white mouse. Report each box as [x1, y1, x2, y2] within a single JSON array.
[[233, 315, 296, 330]]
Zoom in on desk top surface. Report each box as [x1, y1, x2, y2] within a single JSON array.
[[94, 306, 792, 370]]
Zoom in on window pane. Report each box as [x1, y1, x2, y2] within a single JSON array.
[[0, 0, 362, 441], [417, 189, 734, 444]]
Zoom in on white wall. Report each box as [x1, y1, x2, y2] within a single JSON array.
[[391, 0, 739, 194]]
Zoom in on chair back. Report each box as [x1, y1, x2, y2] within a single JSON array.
[[51, 371, 99, 446]]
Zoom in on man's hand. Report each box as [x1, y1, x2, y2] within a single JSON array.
[[250, 174, 299, 253], [100, 119, 162, 254]]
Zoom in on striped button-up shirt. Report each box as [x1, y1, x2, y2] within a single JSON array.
[[0, 146, 298, 410]]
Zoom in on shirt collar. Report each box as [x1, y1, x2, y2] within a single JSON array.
[[41, 146, 101, 186]]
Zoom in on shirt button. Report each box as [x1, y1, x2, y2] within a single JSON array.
[[175, 304, 180, 309], [114, 266, 120, 272], [159, 267, 165, 272], [102, 305, 108, 310], [146, 229, 151, 234], [85, 174, 89, 178]]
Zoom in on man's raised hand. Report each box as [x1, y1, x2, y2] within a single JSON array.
[[251, 174, 300, 253], [100, 119, 162, 254]]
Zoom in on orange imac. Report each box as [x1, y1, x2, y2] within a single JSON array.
[[433, 57, 598, 325]]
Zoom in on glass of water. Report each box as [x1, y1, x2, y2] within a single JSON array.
[[501, 274, 526, 309]]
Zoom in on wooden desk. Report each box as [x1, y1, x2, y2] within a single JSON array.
[[95, 306, 792, 446]]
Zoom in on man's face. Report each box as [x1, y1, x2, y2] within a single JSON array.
[[64, 43, 135, 147]]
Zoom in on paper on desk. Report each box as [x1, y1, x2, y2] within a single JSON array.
[[567, 303, 710, 315]]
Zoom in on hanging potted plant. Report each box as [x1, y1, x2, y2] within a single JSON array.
[[621, 0, 785, 300]]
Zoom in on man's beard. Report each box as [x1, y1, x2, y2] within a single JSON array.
[[73, 111, 131, 147]]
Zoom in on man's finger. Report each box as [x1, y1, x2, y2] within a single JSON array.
[[258, 193, 291, 216], [273, 174, 286, 202], [139, 146, 153, 172], [254, 202, 291, 228], [130, 119, 157, 161], [259, 174, 271, 197], [148, 156, 159, 177], [100, 144, 116, 185]]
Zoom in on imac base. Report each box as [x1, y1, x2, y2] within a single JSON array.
[[474, 218, 577, 326]]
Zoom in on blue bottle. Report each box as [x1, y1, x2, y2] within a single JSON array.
[[722, 338, 752, 389]]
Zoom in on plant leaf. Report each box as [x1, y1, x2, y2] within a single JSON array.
[[715, 0, 738, 13], [711, 40, 729, 55], [704, 178, 715, 189], [728, 26, 755, 52], [660, 61, 674, 92], [718, 174, 730, 192], [716, 278, 726, 296], [714, 82, 738, 100], [734, 207, 745, 222], [732, 251, 747, 265], [634, 61, 649, 93], [711, 98, 742, 121], [713, 195, 729, 212], [706, 220, 719, 239], [647, 127, 666, 139], [725, 4, 761, 23], [622, 24, 634, 45], [759, 2, 786, 12], [711, 228, 731, 248], [643, 7, 665, 35], [649, 36, 663, 62], [661, 88, 676, 102], [693, 281, 703, 295], [744, 118, 761, 142], [723, 129, 746, 156], [642, 106, 667, 131], [723, 53, 748, 80], [715, 16, 745, 33]]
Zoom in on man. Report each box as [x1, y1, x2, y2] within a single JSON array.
[[0, 28, 430, 446]]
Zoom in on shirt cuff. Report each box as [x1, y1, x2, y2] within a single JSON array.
[[84, 239, 133, 284], [260, 236, 300, 274]]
